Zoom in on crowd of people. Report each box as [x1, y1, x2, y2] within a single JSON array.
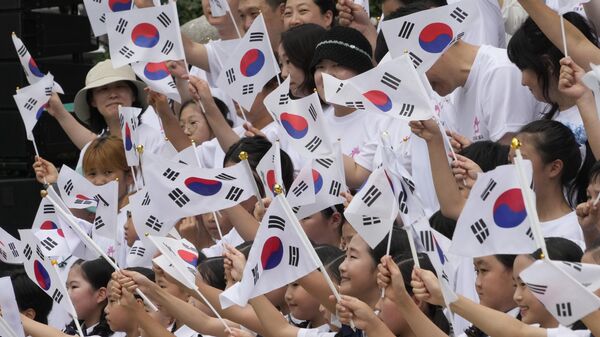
[[2, 0, 600, 337]]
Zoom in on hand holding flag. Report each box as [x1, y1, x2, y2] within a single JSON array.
[[131, 61, 181, 103]]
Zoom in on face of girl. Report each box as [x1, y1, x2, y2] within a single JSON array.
[[586, 175, 600, 202], [314, 59, 359, 102], [338, 235, 378, 298], [508, 133, 557, 190], [300, 211, 335, 245], [67, 266, 106, 323], [84, 166, 131, 200], [200, 212, 234, 241], [104, 293, 137, 332], [283, 0, 332, 30], [91, 81, 135, 121], [473, 256, 517, 312], [513, 255, 557, 327], [123, 212, 138, 247], [285, 282, 322, 322], [278, 44, 308, 97], [179, 104, 213, 144]]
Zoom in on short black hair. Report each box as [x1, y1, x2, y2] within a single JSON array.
[[11, 269, 53, 324]]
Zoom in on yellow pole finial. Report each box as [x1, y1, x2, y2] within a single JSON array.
[[40, 189, 48, 198], [136, 144, 144, 154], [273, 184, 283, 195], [510, 137, 521, 150], [238, 151, 249, 161]]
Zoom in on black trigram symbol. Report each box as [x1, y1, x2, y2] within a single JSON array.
[[335, 82, 344, 93], [225, 186, 243, 201], [398, 21, 415, 39], [41, 237, 58, 251], [329, 181, 342, 197], [362, 216, 381, 226], [161, 40, 174, 55], [43, 204, 55, 214], [94, 194, 109, 207], [563, 261, 582, 272], [157, 12, 172, 27], [17, 45, 27, 57], [420, 230, 434, 252], [470, 219, 489, 244], [44, 86, 52, 97], [119, 113, 124, 128], [315, 158, 333, 169], [480, 179, 497, 201], [305, 136, 323, 152], [252, 264, 259, 285], [24, 98, 37, 111], [399, 184, 409, 214], [242, 84, 254, 95], [441, 270, 450, 283], [381, 72, 401, 90], [526, 227, 534, 239], [402, 177, 415, 193], [556, 302, 572, 317], [279, 93, 289, 105], [162, 168, 180, 181], [292, 206, 300, 214], [525, 282, 548, 295], [450, 7, 469, 23], [130, 246, 146, 257], [23, 244, 32, 260], [0, 249, 7, 261], [169, 188, 190, 207], [288, 246, 299, 267], [8, 243, 18, 257], [99, 13, 106, 23], [167, 80, 177, 88], [399, 103, 415, 118], [345, 101, 365, 110], [142, 192, 151, 206], [52, 289, 64, 304], [215, 173, 236, 181], [249, 32, 264, 42], [268, 215, 286, 231], [145, 215, 163, 231], [226, 68, 236, 84], [115, 18, 128, 34], [408, 52, 423, 68], [92, 0, 101, 2], [361, 186, 382, 207], [35, 245, 44, 259], [308, 104, 317, 121], [119, 46, 134, 59], [94, 216, 106, 230], [292, 181, 308, 197]]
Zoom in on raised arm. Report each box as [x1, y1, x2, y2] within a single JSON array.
[[248, 296, 299, 337], [46, 93, 96, 149], [147, 89, 193, 151], [20, 315, 72, 337], [343, 155, 372, 189]]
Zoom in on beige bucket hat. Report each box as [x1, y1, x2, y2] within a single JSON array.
[[73, 59, 147, 125]]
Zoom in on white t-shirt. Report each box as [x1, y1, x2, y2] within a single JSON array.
[[541, 211, 586, 251], [441, 45, 545, 143], [455, 307, 520, 337], [296, 329, 336, 337], [324, 109, 387, 159], [449, 0, 506, 47], [174, 324, 201, 337], [201, 228, 244, 257], [546, 325, 591, 337], [552, 105, 587, 145]]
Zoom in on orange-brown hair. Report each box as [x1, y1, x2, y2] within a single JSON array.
[[82, 135, 129, 175]]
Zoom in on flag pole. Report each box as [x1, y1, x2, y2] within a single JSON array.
[[131, 167, 140, 192], [136, 145, 146, 186], [511, 138, 549, 260], [435, 117, 467, 186], [259, 14, 281, 85], [239, 151, 265, 209], [43, 190, 159, 311], [31, 134, 48, 185], [274, 139, 284, 189], [226, 10, 242, 39], [560, 15, 569, 58], [51, 260, 85, 337]]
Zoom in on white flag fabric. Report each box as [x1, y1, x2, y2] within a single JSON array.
[[581, 64, 600, 120], [520, 259, 600, 326], [256, 144, 279, 198], [11, 34, 63, 93], [208, 0, 230, 17], [56, 165, 119, 240], [129, 188, 178, 248], [328, 55, 435, 121], [552, 261, 600, 289], [131, 61, 181, 102], [0, 227, 23, 264], [219, 195, 319, 308], [344, 167, 398, 249], [450, 162, 537, 257], [216, 14, 280, 110], [13, 74, 54, 141], [118, 106, 141, 166], [555, 0, 589, 14], [106, 2, 185, 68], [264, 77, 334, 158], [144, 154, 255, 218], [126, 239, 156, 268], [18, 230, 77, 316], [153, 254, 195, 290], [147, 236, 200, 290], [291, 155, 346, 219], [0, 277, 26, 337], [381, 0, 477, 72], [83, 0, 133, 36], [31, 198, 71, 257], [285, 162, 316, 208]]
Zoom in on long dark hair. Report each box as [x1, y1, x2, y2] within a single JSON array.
[[86, 81, 144, 134]]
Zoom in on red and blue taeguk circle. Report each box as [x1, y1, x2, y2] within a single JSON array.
[[280, 113, 308, 139], [109, 0, 132, 12], [363, 90, 392, 112], [34, 260, 52, 290], [131, 23, 160, 48], [418, 22, 454, 54], [493, 188, 527, 228], [261, 236, 284, 270], [144, 62, 170, 81], [184, 177, 222, 196], [239, 49, 265, 77]]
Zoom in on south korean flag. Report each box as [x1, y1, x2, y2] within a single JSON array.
[[216, 14, 280, 110], [381, 0, 477, 72], [264, 76, 334, 158], [83, 0, 133, 37], [450, 162, 537, 258], [344, 167, 398, 249], [11, 34, 63, 93], [129, 188, 178, 248], [147, 236, 200, 290], [131, 61, 181, 103], [220, 195, 319, 308], [13, 74, 54, 141], [118, 106, 141, 167], [106, 2, 185, 68], [0, 227, 22, 265], [520, 259, 600, 326], [208, 0, 230, 17], [31, 199, 70, 257], [285, 163, 316, 208]]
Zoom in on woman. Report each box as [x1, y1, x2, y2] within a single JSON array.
[[283, 0, 335, 30]]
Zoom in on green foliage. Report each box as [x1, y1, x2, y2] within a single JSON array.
[[369, 1, 382, 18], [176, 0, 204, 24]]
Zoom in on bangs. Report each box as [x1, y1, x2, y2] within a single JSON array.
[[82, 136, 128, 174]]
